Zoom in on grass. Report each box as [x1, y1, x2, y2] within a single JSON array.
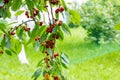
[[67, 51, 120, 80], [0, 27, 120, 80]]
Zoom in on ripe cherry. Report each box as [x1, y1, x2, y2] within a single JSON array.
[[39, 21, 43, 26], [50, 0, 60, 5], [51, 41, 55, 45], [35, 37, 40, 41], [54, 53, 59, 58], [4, 0, 9, 4], [25, 11, 29, 15], [55, 8, 60, 14], [46, 27, 52, 33], [10, 31, 15, 35], [58, 20, 62, 26], [55, 35, 59, 39], [53, 75, 59, 80], [46, 45, 50, 48], [47, 65, 50, 68], [25, 28, 30, 31], [25, 11, 29, 18], [3, 34, 6, 39], [59, 7, 64, 12], [50, 45, 54, 48]]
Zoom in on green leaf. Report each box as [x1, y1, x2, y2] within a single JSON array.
[[61, 0, 67, 10], [62, 24, 71, 35], [11, 39, 22, 54], [5, 49, 12, 56], [16, 28, 24, 40], [6, 38, 11, 49], [68, 10, 80, 25], [34, 41, 40, 51], [40, 33, 48, 43], [15, 10, 24, 16], [28, 25, 46, 44], [0, 8, 7, 18], [60, 73, 66, 80], [57, 27, 64, 40], [32, 68, 42, 80], [11, 0, 22, 11], [1, 38, 6, 47], [55, 13, 59, 19], [6, 8, 11, 18], [0, 21, 7, 30], [52, 26, 58, 33], [25, 0, 34, 11], [60, 53, 69, 68], [114, 22, 120, 30], [47, 48, 53, 57], [37, 59, 44, 67]]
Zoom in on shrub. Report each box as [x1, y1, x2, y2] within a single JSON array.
[[80, 0, 120, 44]]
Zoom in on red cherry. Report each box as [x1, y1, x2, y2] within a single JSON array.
[[26, 15, 29, 18], [54, 53, 59, 58], [51, 41, 55, 45], [55, 35, 59, 39], [4, 0, 9, 4], [3, 34, 6, 39], [26, 28, 30, 31], [47, 65, 50, 68], [46, 28, 53, 33], [50, 0, 60, 5], [53, 75, 59, 80], [35, 38, 38, 41], [55, 8, 60, 14], [50, 45, 54, 49], [25, 11, 29, 15], [58, 20, 62, 26], [59, 7, 64, 12], [46, 45, 50, 48], [37, 37, 40, 41], [10, 31, 15, 35], [35, 37, 40, 41], [39, 21, 43, 26]]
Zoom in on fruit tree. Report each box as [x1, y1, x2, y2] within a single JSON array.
[[0, 0, 71, 80]]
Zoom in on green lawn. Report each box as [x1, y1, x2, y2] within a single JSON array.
[[0, 27, 120, 80]]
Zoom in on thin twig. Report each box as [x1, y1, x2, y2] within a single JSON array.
[[12, 20, 35, 31]]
